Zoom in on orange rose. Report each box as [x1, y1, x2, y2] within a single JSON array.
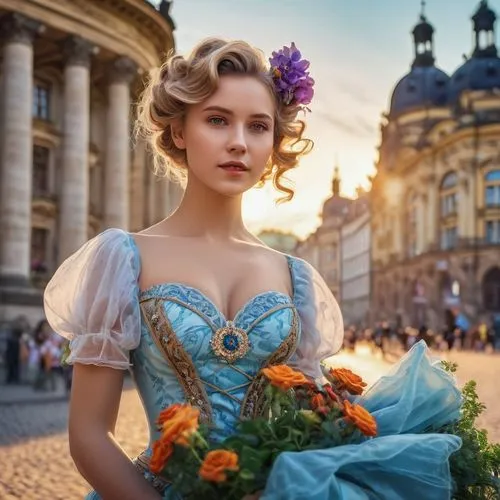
[[310, 393, 326, 410], [161, 406, 200, 446], [199, 450, 239, 483], [149, 439, 173, 474], [330, 368, 367, 395], [157, 403, 185, 425], [262, 365, 309, 391], [343, 400, 377, 437]]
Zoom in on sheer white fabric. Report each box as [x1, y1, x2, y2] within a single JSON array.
[[290, 258, 344, 380], [43, 228, 141, 369]]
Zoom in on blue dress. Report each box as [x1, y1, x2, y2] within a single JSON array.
[[43, 229, 462, 500]]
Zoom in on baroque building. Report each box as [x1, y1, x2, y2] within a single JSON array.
[[371, 1, 500, 330], [0, 0, 179, 323], [295, 167, 351, 299], [340, 196, 371, 328]]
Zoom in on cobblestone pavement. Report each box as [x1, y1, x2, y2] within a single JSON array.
[[0, 387, 149, 499], [0, 349, 498, 499]]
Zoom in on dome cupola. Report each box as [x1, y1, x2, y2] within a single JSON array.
[[390, 1, 450, 117]]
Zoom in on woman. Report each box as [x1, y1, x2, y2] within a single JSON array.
[[45, 38, 465, 500], [44, 38, 343, 499]]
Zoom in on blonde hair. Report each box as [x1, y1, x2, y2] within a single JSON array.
[[135, 38, 313, 202]]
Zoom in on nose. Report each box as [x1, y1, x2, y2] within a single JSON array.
[[227, 124, 247, 154]]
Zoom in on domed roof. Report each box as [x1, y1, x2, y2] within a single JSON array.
[[323, 196, 351, 218], [390, 66, 450, 116], [322, 165, 351, 219], [449, 1, 500, 103], [449, 57, 500, 102], [389, 8, 450, 117]]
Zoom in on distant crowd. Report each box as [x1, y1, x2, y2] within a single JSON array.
[[343, 316, 500, 355], [1, 316, 72, 392]]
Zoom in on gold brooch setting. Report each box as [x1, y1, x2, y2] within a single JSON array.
[[210, 321, 251, 363]]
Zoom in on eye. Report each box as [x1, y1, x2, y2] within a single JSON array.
[[250, 122, 270, 132], [208, 116, 226, 126]]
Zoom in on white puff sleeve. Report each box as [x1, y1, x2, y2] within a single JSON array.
[[43, 228, 141, 369], [289, 258, 344, 380]]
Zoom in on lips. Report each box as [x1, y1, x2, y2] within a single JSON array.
[[218, 161, 249, 172]]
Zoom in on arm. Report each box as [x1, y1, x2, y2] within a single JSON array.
[[69, 364, 162, 500]]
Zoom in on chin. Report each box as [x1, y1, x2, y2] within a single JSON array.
[[211, 184, 251, 198], [208, 178, 260, 198]]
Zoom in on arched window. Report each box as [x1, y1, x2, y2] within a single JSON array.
[[485, 170, 500, 207], [440, 172, 458, 250], [440, 172, 458, 216], [483, 267, 500, 311]]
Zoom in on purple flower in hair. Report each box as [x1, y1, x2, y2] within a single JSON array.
[[269, 42, 315, 106]]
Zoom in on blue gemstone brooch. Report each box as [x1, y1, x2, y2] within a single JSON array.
[[210, 320, 251, 363]]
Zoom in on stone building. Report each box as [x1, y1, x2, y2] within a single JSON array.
[[371, 1, 500, 330], [340, 197, 370, 327], [295, 166, 351, 299], [0, 0, 180, 323]]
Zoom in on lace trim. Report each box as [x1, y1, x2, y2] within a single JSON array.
[[140, 298, 213, 424], [240, 307, 300, 420]]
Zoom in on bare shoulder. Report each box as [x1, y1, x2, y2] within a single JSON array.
[[236, 238, 292, 279]]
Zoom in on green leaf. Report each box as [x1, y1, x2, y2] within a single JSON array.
[[239, 469, 255, 481], [239, 445, 272, 473]]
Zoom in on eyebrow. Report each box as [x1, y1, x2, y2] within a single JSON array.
[[202, 105, 273, 121]]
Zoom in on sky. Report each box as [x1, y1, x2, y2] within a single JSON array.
[[151, 0, 499, 238]]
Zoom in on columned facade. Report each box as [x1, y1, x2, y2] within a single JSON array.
[[0, 14, 41, 286], [103, 56, 136, 231], [58, 36, 93, 261], [0, 1, 177, 323]]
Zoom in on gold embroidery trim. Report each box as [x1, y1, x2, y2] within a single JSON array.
[[140, 298, 213, 424], [240, 307, 300, 420], [134, 452, 171, 493]]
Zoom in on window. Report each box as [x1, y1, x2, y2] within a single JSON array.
[[32, 146, 50, 197], [483, 267, 500, 311], [30, 228, 49, 273], [33, 83, 51, 120], [486, 220, 500, 244], [485, 170, 500, 207], [440, 172, 458, 217], [441, 226, 457, 250], [440, 172, 458, 250]]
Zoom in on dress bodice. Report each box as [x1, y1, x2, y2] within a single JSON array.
[[132, 277, 300, 446], [43, 227, 344, 444]]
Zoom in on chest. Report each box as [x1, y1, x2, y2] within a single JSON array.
[[137, 241, 293, 322]]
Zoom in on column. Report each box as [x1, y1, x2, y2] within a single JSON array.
[[416, 193, 426, 255], [129, 137, 146, 232], [425, 174, 438, 249], [103, 57, 136, 230], [457, 170, 469, 239], [0, 14, 42, 286], [58, 36, 94, 262]]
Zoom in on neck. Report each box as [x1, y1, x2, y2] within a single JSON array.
[[165, 174, 249, 240]]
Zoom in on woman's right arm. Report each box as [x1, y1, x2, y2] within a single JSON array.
[[69, 363, 162, 500]]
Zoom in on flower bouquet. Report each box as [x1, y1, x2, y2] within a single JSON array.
[[149, 345, 500, 500]]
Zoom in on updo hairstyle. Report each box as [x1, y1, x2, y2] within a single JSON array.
[[136, 38, 313, 201]]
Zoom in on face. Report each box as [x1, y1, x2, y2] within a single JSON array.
[[171, 75, 275, 197]]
